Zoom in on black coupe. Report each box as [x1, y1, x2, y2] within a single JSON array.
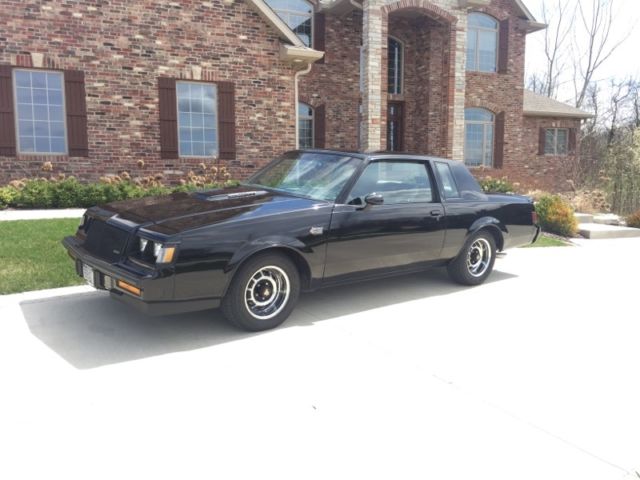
[[63, 150, 540, 331]]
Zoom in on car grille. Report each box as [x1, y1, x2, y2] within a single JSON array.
[[83, 219, 130, 263]]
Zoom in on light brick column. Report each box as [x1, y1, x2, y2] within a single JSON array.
[[450, 10, 467, 161], [362, 0, 384, 151]]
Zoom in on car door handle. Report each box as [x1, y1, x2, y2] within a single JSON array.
[[429, 209, 443, 217]]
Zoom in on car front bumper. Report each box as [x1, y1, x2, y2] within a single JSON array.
[[62, 236, 220, 315]]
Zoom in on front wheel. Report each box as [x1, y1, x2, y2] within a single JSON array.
[[447, 231, 497, 286], [221, 253, 300, 331]]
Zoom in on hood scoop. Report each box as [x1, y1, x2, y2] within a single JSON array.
[[202, 190, 269, 202]]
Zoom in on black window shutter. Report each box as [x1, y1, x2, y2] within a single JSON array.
[[314, 13, 326, 64], [64, 70, 89, 157], [498, 19, 509, 74], [538, 128, 547, 155], [314, 104, 326, 148], [568, 128, 577, 153], [217, 81, 236, 160], [493, 111, 505, 168], [158, 77, 178, 159], [0, 65, 17, 157]]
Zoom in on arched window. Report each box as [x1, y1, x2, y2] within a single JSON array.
[[467, 13, 498, 72], [265, 0, 313, 47], [298, 102, 314, 149], [464, 108, 494, 167], [388, 37, 403, 95]]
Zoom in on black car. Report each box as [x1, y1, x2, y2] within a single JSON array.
[[63, 150, 540, 331]]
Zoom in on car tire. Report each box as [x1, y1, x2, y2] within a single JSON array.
[[221, 252, 300, 331], [447, 230, 497, 286]]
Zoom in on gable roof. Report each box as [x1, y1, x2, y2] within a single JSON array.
[[513, 0, 547, 32], [523, 90, 594, 119], [245, 0, 324, 63]]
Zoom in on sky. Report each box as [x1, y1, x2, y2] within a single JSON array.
[[523, 0, 640, 103]]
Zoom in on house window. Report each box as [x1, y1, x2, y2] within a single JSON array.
[[176, 81, 218, 157], [298, 102, 313, 149], [265, 0, 313, 47], [467, 13, 498, 73], [13, 69, 67, 154], [464, 108, 494, 167], [544, 128, 568, 155], [388, 37, 403, 95]]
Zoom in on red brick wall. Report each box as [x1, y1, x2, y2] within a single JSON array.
[[512, 116, 580, 192], [298, 11, 363, 151], [0, 0, 298, 183], [387, 15, 450, 156], [465, 0, 582, 192]]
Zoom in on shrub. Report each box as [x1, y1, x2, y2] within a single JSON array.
[[535, 194, 579, 237], [627, 209, 640, 228], [0, 178, 236, 210], [479, 176, 517, 194], [0, 186, 18, 209]]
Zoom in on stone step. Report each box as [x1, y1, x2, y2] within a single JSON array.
[[575, 213, 594, 224], [592, 213, 623, 225], [578, 223, 640, 239]]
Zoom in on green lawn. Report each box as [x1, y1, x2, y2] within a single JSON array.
[[0, 218, 84, 294], [523, 233, 571, 248]]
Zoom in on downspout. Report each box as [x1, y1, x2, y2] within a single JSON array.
[[294, 62, 313, 148]]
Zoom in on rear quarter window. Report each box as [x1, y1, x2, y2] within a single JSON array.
[[434, 162, 460, 199], [437, 161, 486, 201]]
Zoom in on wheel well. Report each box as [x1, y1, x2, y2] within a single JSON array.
[[479, 226, 504, 252], [234, 247, 312, 291]]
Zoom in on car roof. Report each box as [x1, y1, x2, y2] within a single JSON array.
[[296, 149, 457, 164]]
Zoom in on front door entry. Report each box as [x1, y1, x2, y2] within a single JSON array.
[[387, 101, 404, 151]]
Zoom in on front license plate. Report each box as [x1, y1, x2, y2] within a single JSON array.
[[82, 263, 95, 287]]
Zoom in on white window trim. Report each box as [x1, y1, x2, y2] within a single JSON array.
[[175, 80, 219, 159], [297, 102, 314, 149], [545, 127, 569, 156], [467, 13, 499, 73], [388, 36, 404, 95], [464, 108, 495, 167], [13, 68, 69, 156], [265, 0, 314, 47]]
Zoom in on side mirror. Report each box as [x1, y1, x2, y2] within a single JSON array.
[[364, 193, 384, 206]]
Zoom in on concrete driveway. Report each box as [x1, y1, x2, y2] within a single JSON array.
[[0, 238, 638, 480]]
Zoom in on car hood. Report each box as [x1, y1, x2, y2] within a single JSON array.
[[95, 186, 327, 235]]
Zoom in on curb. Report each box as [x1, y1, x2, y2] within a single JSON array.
[[0, 209, 85, 221]]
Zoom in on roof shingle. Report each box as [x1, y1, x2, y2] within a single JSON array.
[[523, 90, 594, 119]]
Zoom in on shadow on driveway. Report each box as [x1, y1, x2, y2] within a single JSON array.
[[20, 268, 517, 369]]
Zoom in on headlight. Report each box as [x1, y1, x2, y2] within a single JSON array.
[[136, 236, 176, 264], [155, 245, 176, 264]]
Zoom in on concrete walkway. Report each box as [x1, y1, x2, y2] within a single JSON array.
[[0, 208, 85, 221], [0, 239, 638, 480]]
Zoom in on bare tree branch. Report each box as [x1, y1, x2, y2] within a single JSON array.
[[572, 0, 630, 108]]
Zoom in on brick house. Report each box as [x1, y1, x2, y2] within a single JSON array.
[[0, 0, 591, 191]]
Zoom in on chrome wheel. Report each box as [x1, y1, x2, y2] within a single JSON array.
[[244, 265, 290, 320], [466, 238, 492, 277]]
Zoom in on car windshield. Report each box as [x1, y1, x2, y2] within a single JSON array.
[[245, 152, 361, 202]]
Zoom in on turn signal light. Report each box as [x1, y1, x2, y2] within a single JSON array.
[[117, 280, 141, 296]]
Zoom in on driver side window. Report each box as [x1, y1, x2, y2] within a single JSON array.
[[347, 161, 433, 205]]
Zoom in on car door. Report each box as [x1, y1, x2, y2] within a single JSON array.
[[323, 159, 446, 281]]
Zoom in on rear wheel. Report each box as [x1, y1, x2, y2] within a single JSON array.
[[221, 253, 300, 331], [447, 231, 497, 286]]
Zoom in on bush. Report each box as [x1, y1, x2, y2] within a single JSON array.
[[479, 176, 517, 194], [535, 194, 579, 237], [0, 178, 236, 210], [0, 186, 18, 209], [627, 210, 640, 229]]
